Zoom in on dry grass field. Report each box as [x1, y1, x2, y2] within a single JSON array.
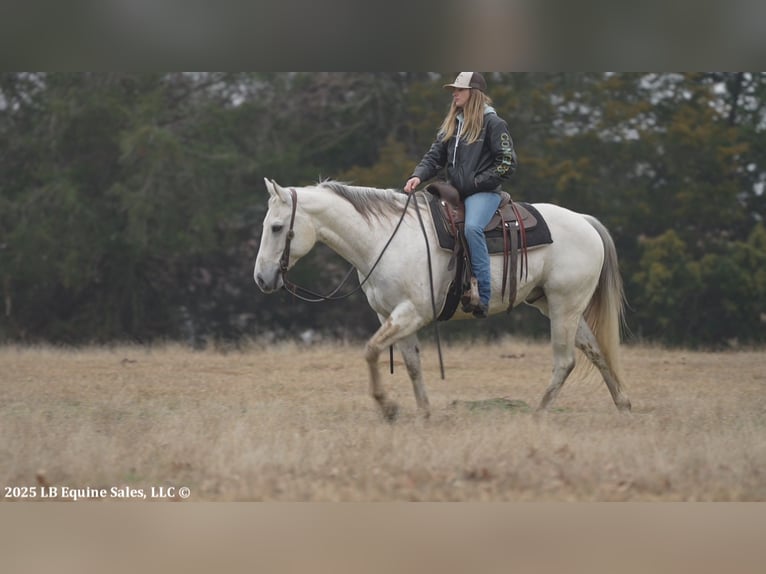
[[1, 338, 764, 501]]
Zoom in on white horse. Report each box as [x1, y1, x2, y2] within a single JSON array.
[[254, 179, 631, 420]]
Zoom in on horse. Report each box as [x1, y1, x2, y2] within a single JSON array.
[[254, 178, 632, 420]]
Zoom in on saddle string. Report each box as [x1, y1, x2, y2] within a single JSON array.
[[510, 202, 529, 282]]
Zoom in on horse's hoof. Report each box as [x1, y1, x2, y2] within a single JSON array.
[[382, 402, 400, 423], [617, 399, 632, 413]]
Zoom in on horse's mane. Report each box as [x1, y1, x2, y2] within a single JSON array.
[[318, 180, 421, 222]]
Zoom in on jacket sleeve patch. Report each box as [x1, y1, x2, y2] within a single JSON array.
[[496, 133, 515, 176]]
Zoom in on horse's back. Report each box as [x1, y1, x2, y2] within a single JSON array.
[[532, 203, 605, 247], [529, 203, 606, 284]]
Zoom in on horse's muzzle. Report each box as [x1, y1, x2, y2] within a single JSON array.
[[254, 270, 283, 293]]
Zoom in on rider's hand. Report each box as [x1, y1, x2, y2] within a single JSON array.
[[403, 177, 421, 193]]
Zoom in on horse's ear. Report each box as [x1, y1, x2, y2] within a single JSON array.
[[271, 180, 292, 204], [264, 177, 276, 197]]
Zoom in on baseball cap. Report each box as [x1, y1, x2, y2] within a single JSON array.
[[443, 72, 487, 93]]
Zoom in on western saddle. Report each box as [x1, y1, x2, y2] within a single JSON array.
[[425, 182, 536, 319]]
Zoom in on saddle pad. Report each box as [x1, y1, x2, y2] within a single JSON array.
[[428, 196, 553, 254]]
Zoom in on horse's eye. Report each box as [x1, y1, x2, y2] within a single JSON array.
[[271, 224, 284, 234]]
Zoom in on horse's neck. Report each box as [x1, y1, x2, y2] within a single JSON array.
[[305, 191, 413, 272]]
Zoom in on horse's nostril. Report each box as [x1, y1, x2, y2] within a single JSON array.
[[255, 273, 265, 288]]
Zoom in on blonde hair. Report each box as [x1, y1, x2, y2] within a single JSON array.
[[438, 90, 493, 144]]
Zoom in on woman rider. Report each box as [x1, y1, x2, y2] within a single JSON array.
[[404, 72, 517, 318]]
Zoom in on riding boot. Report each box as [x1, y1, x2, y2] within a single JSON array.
[[473, 302, 488, 318]]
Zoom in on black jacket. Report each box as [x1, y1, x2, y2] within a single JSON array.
[[412, 108, 516, 199]]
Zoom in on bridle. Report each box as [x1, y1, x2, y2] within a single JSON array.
[[277, 186, 415, 303]]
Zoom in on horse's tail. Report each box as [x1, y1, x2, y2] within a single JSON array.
[[582, 215, 627, 384]]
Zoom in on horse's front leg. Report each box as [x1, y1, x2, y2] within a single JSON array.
[[366, 304, 423, 422], [398, 334, 430, 418]]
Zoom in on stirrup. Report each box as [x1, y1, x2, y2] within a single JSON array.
[[460, 277, 480, 312], [472, 303, 489, 319]]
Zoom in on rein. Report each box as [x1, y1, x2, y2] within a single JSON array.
[[278, 186, 445, 379]]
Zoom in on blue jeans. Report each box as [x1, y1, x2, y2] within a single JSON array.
[[464, 192, 502, 307]]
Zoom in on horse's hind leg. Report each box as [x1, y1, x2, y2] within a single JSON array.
[[539, 312, 578, 410], [575, 318, 632, 412], [398, 334, 430, 418], [530, 297, 578, 410]]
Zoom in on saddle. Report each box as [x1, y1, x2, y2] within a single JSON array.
[[426, 182, 538, 320], [427, 182, 538, 236]]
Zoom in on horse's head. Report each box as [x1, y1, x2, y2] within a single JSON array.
[[254, 179, 317, 293]]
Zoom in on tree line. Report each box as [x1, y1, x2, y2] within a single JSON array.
[[1, 72, 764, 347]]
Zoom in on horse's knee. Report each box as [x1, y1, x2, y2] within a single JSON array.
[[364, 343, 379, 364]]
